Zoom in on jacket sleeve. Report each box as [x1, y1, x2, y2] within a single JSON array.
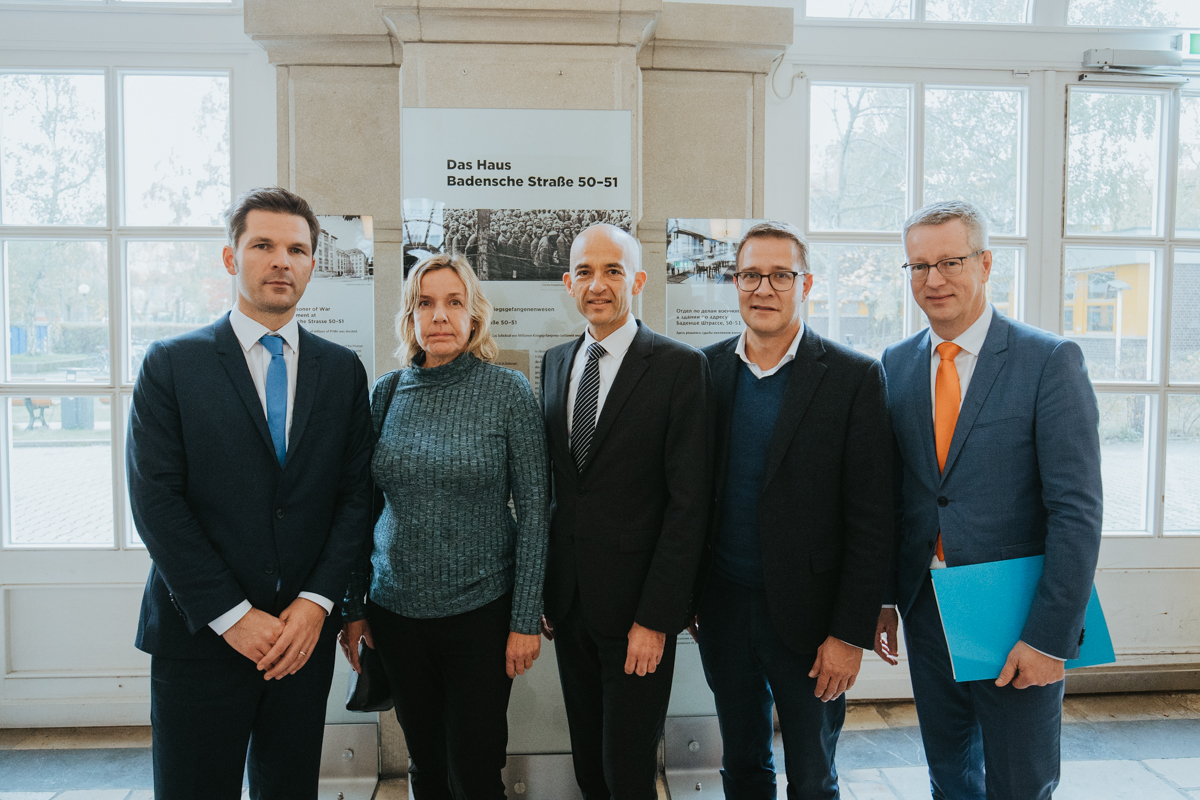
[[301, 354, 374, 609], [633, 348, 713, 634], [1020, 340, 1103, 659], [828, 360, 896, 649], [126, 341, 247, 635]]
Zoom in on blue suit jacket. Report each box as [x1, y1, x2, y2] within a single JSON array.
[[882, 309, 1102, 660], [129, 313, 374, 659]]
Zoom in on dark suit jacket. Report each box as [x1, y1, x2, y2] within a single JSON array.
[[883, 310, 1102, 659], [129, 312, 374, 659], [541, 321, 711, 638], [696, 328, 894, 653]]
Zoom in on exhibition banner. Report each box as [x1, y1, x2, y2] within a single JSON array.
[[665, 218, 764, 348], [402, 108, 632, 392], [296, 215, 375, 383]]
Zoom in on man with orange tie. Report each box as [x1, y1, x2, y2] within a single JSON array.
[[873, 201, 1102, 800]]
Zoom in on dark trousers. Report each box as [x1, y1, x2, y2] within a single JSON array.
[[150, 613, 339, 800], [696, 573, 845, 800], [904, 576, 1064, 800], [367, 594, 513, 800], [552, 596, 678, 800]]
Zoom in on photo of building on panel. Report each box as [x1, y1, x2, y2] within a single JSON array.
[[666, 218, 756, 285]]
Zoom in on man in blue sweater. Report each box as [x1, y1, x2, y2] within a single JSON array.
[[694, 221, 894, 799]]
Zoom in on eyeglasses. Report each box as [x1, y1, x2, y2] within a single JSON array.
[[900, 251, 984, 282], [733, 271, 804, 292]]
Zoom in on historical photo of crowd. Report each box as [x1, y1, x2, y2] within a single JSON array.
[[666, 219, 762, 284], [442, 208, 633, 281]]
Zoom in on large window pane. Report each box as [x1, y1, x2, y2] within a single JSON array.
[[1171, 250, 1200, 384], [810, 86, 909, 232], [1165, 394, 1200, 534], [806, 244, 906, 358], [6, 395, 114, 546], [126, 240, 230, 381], [1063, 247, 1155, 382], [988, 247, 1022, 320], [1097, 393, 1149, 533], [1177, 96, 1200, 238], [1068, 0, 1200, 26], [925, 89, 1022, 236], [5, 240, 110, 383], [806, 0, 910, 19], [1066, 90, 1162, 237], [122, 74, 230, 227], [1, 73, 106, 227], [926, 0, 1028, 24]]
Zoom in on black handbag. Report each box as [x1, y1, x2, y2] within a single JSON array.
[[345, 372, 401, 714], [345, 638, 394, 713]]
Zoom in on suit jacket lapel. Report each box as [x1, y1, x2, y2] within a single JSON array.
[[582, 322, 652, 473], [940, 312, 1010, 483], [283, 326, 322, 468], [761, 327, 827, 488], [911, 330, 941, 485], [214, 313, 278, 464], [546, 338, 582, 479], [709, 338, 740, 492]]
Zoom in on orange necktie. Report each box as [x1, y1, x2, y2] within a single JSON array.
[[934, 342, 962, 562]]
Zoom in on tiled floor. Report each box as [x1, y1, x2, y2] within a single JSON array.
[[2, 692, 1200, 799]]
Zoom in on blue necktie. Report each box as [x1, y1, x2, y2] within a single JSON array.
[[260, 334, 287, 466]]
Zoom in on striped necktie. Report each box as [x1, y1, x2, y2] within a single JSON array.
[[571, 342, 607, 472]]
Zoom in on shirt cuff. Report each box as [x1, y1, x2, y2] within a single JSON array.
[[1023, 641, 1067, 661], [298, 592, 334, 615], [881, 604, 897, 609], [209, 600, 252, 636]]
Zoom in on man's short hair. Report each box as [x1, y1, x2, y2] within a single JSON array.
[[224, 187, 320, 253], [902, 200, 989, 252], [735, 221, 809, 272]]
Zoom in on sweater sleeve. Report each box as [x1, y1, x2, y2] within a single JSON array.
[[504, 373, 552, 634]]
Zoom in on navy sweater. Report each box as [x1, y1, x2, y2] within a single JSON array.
[[713, 360, 794, 588]]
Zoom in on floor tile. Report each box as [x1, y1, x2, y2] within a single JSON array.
[[1063, 693, 1186, 724], [836, 727, 927, 770], [1099, 720, 1200, 760], [873, 702, 920, 729], [51, 792, 132, 800], [845, 704, 890, 731], [1189, 792, 1200, 799], [13, 728, 152, 751], [0, 731, 30, 751], [843, 769, 899, 799], [879, 766, 932, 800], [1145, 758, 1200, 790], [1059, 721, 1124, 761], [0, 749, 153, 792], [1056, 760, 1187, 799], [0, 793, 56, 800], [125, 792, 154, 800], [1152, 693, 1200, 720]]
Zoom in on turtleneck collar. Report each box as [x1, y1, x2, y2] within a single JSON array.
[[403, 351, 480, 386]]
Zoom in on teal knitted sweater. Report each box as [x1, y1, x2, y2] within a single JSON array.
[[342, 353, 550, 634]]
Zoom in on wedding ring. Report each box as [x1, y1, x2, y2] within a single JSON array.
[[299, 650, 306, 656]]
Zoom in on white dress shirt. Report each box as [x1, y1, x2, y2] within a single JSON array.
[[566, 313, 640, 439], [209, 307, 333, 637], [734, 321, 805, 378]]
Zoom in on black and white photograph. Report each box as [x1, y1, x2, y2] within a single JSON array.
[[403, 205, 632, 281], [667, 218, 763, 284]]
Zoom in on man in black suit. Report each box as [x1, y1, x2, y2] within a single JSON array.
[[127, 187, 373, 800], [541, 223, 710, 800], [694, 221, 893, 799]]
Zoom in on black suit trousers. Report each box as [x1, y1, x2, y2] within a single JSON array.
[[553, 596, 678, 800], [149, 613, 339, 800]]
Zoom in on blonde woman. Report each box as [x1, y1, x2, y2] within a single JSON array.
[[341, 253, 549, 800]]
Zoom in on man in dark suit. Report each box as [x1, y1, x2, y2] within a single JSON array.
[[874, 201, 1102, 800], [540, 223, 710, 800], [127, 187, 374, 800], [693, 221, 893, 799]]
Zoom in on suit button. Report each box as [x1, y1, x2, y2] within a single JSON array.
[[275, 508, 285, 519], [937, 496, 949, 507], [264, 563, 275, 574]]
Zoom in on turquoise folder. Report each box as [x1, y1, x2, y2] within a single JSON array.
[[928, 555, 1116, 683]]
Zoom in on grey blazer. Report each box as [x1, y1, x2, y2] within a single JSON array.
[[882, 308, 1103, 660]]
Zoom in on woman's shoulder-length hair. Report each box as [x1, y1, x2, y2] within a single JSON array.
[[394, 252, 500, 367]]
